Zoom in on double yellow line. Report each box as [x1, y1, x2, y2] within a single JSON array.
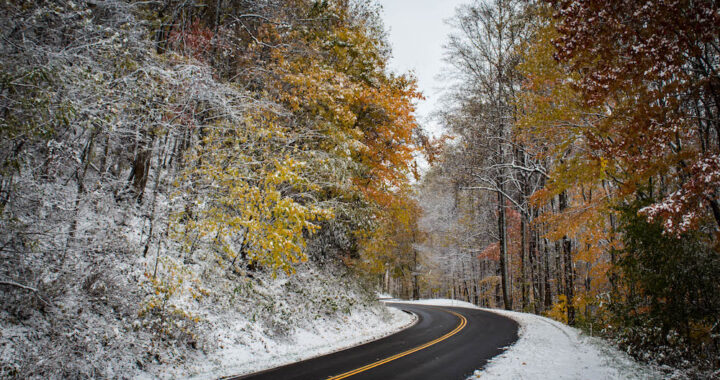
[[326, 309, 468, 380]]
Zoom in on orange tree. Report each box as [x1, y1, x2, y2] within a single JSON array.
[[264, 1, 424, 269]]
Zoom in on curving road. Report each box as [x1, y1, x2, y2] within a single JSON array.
[[227, 303, 519, 380]]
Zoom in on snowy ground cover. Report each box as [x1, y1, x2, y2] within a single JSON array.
[[393, 299, 663, 380], [161, 301, 414, 379], [0, 2, 418, 379]]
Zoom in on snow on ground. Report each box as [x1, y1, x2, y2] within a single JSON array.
[[394, 299, 662, 380], [159, 304, 415, 380]]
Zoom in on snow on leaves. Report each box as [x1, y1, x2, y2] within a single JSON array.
[[641, 154, 720, 236], [547, 0, 720, 236]]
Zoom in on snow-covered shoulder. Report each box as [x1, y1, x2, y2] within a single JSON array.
[[394, 299, 661, 380], [175, 303, 415, 380]]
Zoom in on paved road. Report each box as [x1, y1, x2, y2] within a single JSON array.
[[227, 303, 519, 380]]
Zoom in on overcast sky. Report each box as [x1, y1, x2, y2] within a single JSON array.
[[380, 0, 468, 138]]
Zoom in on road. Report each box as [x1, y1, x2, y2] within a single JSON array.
[[227, 303, 519, 380]]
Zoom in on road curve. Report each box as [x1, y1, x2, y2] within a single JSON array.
[[227, 303, 519, 380]]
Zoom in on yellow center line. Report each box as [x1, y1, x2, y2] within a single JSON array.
[[326, 309, 468, 380]]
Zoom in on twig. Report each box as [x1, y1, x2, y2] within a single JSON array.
[[0, 280, 52, 306]]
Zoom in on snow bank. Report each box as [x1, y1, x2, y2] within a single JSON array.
[[394, 299, 661, 380], [474, 309, 662, 379], [175, 304, 414, 379]]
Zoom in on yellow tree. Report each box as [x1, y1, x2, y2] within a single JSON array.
[[358, 189, 424, 299], [170, 0, 424, 278], [176, 113, 333, 275], [262, 1, 424, 269]]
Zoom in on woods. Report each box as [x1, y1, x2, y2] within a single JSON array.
[[0, 0, 427, 377], [414, 0, 720, 376]]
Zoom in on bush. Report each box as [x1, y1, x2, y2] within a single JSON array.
[[610, 198, 720, 374]]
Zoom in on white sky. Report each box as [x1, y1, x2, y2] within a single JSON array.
[[380, 0, 468, 138]]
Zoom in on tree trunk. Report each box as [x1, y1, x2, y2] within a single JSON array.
[[498, 189, 512, 310], [543, 237, 553, 309], [129, 142, 153, 202], [528, 217, 541, 313], [555, 240, 563, 298], [608, 209, 619, 297], [412, 249, 420, 300], [559, 191, 575, 325], [143, 133, 170, 257], [520, 215, 528, 311], [68, 130, 98, 247]]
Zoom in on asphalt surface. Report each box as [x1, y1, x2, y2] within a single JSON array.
[[227, 303, 519, 380]]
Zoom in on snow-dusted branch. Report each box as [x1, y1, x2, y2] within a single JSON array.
[[0, 280, 52, 306]]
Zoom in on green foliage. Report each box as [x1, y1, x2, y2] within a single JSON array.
[[611, 198, 720, 369], [0, 65, 75, 174]]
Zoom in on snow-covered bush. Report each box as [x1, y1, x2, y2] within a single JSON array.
[[0, 0, 414, 378]]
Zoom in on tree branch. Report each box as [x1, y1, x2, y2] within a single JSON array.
[[0, 280, 52, 306]]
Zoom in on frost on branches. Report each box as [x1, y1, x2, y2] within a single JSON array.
[[640, 154, 720, 236], [0, 0, 425, 378]]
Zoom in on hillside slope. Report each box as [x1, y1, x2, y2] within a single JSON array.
[[0, 1, 419, 378]]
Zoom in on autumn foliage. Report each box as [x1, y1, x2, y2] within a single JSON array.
[[523, 0, 720, 372], [424, 0, 720, 374], [153, 0, 426, 278]]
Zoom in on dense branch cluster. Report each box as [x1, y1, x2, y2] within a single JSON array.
[[0, 0, 425, 377]]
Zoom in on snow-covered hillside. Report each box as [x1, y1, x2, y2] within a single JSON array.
[[157, 295, 413, 379], [394, 299, 663, 380], [0, 1, 419, 378]]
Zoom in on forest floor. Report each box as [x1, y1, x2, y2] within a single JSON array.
[[394, 299, 666, 380]]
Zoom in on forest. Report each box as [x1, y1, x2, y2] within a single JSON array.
[[0, 0, 430, 377], [410, 0, 720, 377], [0, 0, 718, 378]]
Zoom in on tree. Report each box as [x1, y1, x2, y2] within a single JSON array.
[[358, 189, 424, 299], [441, 0, 532, 310], [547, 0, 720, 235], [614, 197, 720, 369], [177, 116, 333, 275]]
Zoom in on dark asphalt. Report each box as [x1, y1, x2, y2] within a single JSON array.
[[226, 303, 519, 380]]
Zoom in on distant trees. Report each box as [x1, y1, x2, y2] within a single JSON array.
[[437, 0, 533, 310], [360, 187, 424, 299]]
